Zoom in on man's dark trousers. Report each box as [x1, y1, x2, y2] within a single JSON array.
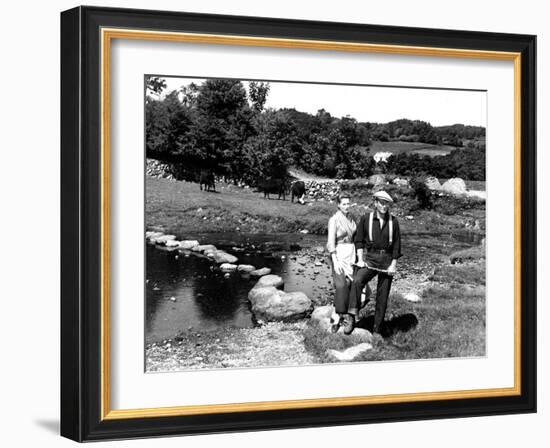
[[350, 267, 393, 334]]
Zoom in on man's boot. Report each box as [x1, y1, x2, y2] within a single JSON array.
[[343, 314, 355, 335]]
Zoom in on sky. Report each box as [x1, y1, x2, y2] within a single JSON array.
[[156, 76, 486, 128]]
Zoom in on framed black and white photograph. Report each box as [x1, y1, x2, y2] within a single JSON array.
[[144, 76, 488, 372], [60, 5, 536, 442]]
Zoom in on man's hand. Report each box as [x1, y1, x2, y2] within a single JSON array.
[[355, 249, 365, 268], [387, 260, 397, 276]]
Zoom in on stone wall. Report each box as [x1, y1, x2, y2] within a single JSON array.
[[146, 159, 175, 180], [303, 179, 341, 201]]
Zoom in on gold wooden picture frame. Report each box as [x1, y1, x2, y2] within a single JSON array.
[[61, 6, 536, 442]]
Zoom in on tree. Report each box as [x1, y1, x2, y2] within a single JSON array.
[[145, 76, 167, 98], [179, 82, 199, 107], [243, 110, 300, 183], [248, 81, 270, 112], [145, 90, 194, 161], [145, 97, 169, 157], [191, 79, 254, 179]]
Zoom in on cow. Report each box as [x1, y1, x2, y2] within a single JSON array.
[[291, 181, 306, 204], [257, 177, 287, 200], [199, 169, 216, 192]]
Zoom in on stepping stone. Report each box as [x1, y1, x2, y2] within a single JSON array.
[[250, 267, 271, 277], [179, 240, 199, 250], [154, 235, 176, 244], [327, 343, 373, 361], [237, 264, 255, 273], [192, 244, 217, 253], [220, 263, 238, 272]]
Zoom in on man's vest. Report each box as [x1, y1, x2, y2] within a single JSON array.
[[368, 212, 393, 246]]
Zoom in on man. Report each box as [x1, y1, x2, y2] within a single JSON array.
[[348, 190, 402, 338]]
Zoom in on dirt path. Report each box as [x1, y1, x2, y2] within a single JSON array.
[[146, 321, 315, 372]]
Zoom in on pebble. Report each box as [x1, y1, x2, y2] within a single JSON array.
[[403, 292, 422, 302]]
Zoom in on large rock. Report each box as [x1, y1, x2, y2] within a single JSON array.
[[146, 231, 164, 240], [441, 177, 467, 195], [211, 251, 239, 264], [368, 174, 386, 187], [310, 305, 373, 342], [327, 343, 373, 361], [178, 240, 200, 250], [250, 267, 271, 277], [425, 176, 441, 190], [192, 244, 217, 253], [310, 305, 337, 332], [164, 239, 180, 247], [248, 287, 312, 322], [255, 274, 284, 289], [393, 178, 409, 187]]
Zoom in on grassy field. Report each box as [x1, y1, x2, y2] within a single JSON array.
[[147, 176, 486, 238], [146, 176, 335, 235], [370, 141, 457, 157]]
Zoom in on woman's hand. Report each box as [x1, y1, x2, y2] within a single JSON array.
[[332, 258, 343, 275]]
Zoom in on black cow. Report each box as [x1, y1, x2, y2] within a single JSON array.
[[258, 177, 287, 200], [291, 181, 306, 204], [199, 170, 216, 192]]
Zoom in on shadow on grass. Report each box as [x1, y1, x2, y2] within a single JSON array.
[[356, 313, 419, 338]]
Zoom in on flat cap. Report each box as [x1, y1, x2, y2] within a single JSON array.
[[373, 190, 394, 203]]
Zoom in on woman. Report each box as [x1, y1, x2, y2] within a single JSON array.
[[326, 194, 358, 335]]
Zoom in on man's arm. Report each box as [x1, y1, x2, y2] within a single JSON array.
[[387, 217, 402, 275], [391, 217, 402, 260], [354, 215, 366, 267]]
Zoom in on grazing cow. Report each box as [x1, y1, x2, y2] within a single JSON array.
[[291, 181, 306, 204], [258, 177, 287, 200], [199, 169, 216, 192]]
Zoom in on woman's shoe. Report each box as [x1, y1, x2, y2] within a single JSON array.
[[330, 314, 341, 333]]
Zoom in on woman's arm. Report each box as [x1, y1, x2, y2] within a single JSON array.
[[327, 217, 342, 274], [326, 216, 336, 254]]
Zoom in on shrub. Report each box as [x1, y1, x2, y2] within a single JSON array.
[[410, 176, 433, 209]]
